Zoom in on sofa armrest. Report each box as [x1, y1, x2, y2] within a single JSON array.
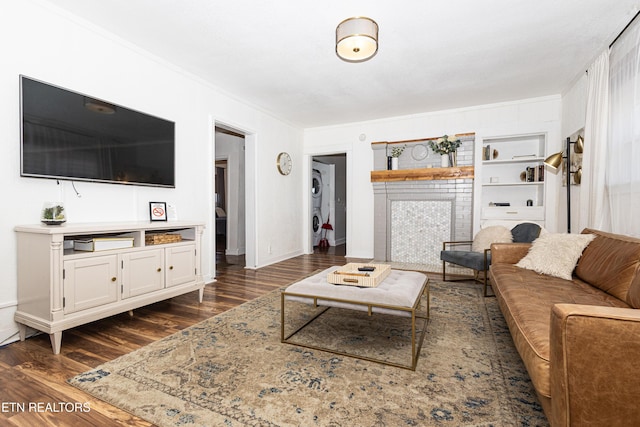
[[550, 304, 640, 426], [489, 243, 531, 264]]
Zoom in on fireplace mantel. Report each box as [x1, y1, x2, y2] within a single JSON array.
[[371, 134, 475, 266], [370, 166, 474, 183]]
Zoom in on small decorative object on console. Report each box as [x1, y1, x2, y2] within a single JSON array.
[[145, 233, 182, 245], [74, 237, 134, 252], [41, 202, 66, 225], [149, 201, 167, 221]]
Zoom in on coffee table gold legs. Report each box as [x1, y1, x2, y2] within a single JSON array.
[[281, 291, 430, 371]]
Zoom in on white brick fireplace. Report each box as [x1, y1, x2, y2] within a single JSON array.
[[371, 135, 475, 271]]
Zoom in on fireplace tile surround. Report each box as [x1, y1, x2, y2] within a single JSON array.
[[371, 135, 475, 271]]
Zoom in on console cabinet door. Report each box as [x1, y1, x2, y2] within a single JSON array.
[[165, 245, 196, 288], [121, 249, 164, 299], [63, 255, 119, 314]]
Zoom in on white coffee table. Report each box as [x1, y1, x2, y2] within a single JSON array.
[[281, 266, 429, 370]]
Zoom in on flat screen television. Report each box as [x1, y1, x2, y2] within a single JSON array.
[[20, 76, 175, 188]]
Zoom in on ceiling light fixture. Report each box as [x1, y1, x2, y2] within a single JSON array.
[[84, 97, 116, 114], [336, 17, 378, 62]]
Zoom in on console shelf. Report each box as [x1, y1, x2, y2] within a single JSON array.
[[14, 221, 205, 354]]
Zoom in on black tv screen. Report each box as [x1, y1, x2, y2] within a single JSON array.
[[20, 76, 175, 188]]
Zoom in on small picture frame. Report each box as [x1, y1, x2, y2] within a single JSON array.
[[149, 202, 167, 221]]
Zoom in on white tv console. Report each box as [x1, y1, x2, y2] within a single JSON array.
[[14, 221, 205, 354]]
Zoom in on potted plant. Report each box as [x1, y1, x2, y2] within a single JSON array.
[[388, 144, 406, 170], [428, 135, 461, 167], [41, 202, 66, 225]]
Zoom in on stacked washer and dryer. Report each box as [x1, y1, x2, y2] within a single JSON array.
[[311, 168, 323, 246], [312, 160, 338, 248]]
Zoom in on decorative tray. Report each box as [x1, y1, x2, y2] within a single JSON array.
[[327, 263, 391, 287]]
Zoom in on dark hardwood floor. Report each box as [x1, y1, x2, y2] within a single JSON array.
[[0, 247, 374, 426]]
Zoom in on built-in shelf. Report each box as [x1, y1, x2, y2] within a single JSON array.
[[482, 156, 544, 165], [370, 166, 474, 183], [478, 132, 547, 227], [482, 181, 544, 187]]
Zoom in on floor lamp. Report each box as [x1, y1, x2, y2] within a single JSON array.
[[544, 136, 583, 233]]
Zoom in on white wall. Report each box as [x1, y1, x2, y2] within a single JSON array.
[[304, 95, 562, 258], [0, 1, 303, 345]]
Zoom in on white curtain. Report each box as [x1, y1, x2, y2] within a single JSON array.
[[608, 17, 640, 237], [579, 50, 610, 232]]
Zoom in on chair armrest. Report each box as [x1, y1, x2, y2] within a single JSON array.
[[550, 304, 640, 426], [442, 240, 473, 250], [489, 242, 531, 264]]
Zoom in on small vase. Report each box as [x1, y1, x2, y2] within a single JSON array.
[[387, 156, 393, 170], [440, 154, 449, 167], [449, 151, 457, 167], [391, 157, 399, 170]]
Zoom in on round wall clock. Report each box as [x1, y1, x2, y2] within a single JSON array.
[[276, 152, 292, 175]]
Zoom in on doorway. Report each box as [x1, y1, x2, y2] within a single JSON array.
[[215, 126, 246, 268], [311, 153, 347, 255]]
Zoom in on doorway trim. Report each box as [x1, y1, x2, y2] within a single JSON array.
[[304, 149, 352, 255], [213, 119, 257, 270]]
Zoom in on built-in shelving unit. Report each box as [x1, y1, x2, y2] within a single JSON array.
[[14, 221, 205, 354], [478, 133, 547, 226]]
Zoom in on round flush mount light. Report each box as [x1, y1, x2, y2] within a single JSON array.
[[84, 97, 116, 114], [336, 17, 378, 62]]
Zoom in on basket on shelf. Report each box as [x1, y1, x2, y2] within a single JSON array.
[[145, 233, 182, 245]]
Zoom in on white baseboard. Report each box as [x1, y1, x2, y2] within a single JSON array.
[[0, 327, 20, 346], [225, 247, 246, 256], [254, 250, 304, 269]]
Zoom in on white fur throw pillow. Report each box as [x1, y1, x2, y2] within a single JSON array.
[[472, 226, 513, 253], [516, 233, 597, 280]]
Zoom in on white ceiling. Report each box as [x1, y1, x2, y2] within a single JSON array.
[[48, 0, 639, 128]]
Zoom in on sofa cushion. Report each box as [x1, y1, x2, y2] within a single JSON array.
[[515, 233, 596, 280], [441, 250, 490, 271], [511, 222, 541, 243], [577, 229, 640, 307], [471, 225, 512, 253], [490, 263, 629, 399]]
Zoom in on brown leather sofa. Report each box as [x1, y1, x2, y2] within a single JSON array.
[[489, 228, 640, 426]]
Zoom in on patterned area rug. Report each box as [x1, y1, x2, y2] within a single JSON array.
[[69, 280, 548, 426]]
